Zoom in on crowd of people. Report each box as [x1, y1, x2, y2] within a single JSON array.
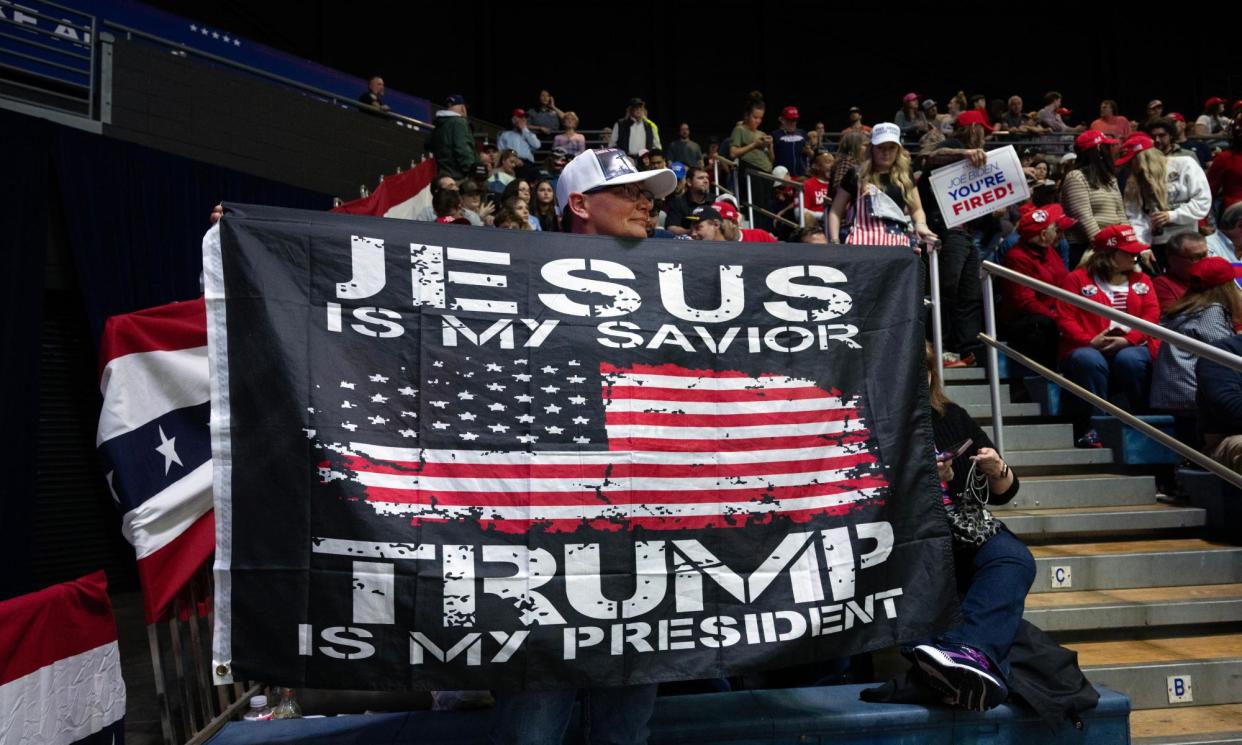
[[418, 87, 1242, 466], [365, 86, 1242, 742]]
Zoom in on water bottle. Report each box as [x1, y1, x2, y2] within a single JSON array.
[[242, 695, 273, 721], [272, 687, 303, 719]]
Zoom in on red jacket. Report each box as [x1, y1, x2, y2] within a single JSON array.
[[1056, 269, 1162, 361], [1208, 149, 1242, 210], [1000, 240, 1069, 324], [740, 228, 778, 243]]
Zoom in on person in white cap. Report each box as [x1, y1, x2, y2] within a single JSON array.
[[488, 147, 677, 745], [826, 122, 936, 249], [554, 147, 677, 238]]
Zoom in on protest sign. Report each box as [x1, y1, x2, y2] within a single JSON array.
[[205, 204, 957, 690], [929, 145, 1030, 229]]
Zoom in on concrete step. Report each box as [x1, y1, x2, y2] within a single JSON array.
[[963, 401, 1043, 418], [1000, 503, 1206, 539], [943, 366, 985, 382], [945, 383, 998, 406], [1005, 447, 1116, 468], [1028, 538, 1242, 593], [1132, 704, 1242, 744], [1003, 474, 1158, 510], [1073, 633, 1242, 710], [982, 422, 1073, 451], [1025, 583, 1242, 632]]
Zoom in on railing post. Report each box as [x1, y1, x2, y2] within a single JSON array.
[[746, 172, 755, 228], [796, 181, 804, 227], [928, 244, 944, 385], [982, 271, 1005, 455], [713, 158, 720, 199]]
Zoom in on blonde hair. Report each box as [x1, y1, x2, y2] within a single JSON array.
[[1164, 283, 1242, 324], [926, 342, 950, 416], [1124, 148, 1168, 213], [859, 145, 916, 205], [563, 111, 579, 129]]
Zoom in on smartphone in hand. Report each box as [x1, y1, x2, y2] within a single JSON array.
[[936, 438, 973, 462]]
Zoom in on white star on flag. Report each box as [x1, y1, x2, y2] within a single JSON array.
[[545, 404, 562, 414], [369, 374, 389, 383], [515, 394, 533, 403], [457, 391, 475, 400], [370, 394, 388, 403], [486, 363, 503, 372], [155, 425, 182, 475], [339, 381, 355, 389], [572, 416, 589, 425], [567, 360, 580, 366], [512, 373, 532, 382], [516, 434, 538, 443], [401, 411, 417, 418], [341, 401, 354, 408], [398, 386, 416, 396], [487, 383, 506, 392], [516, 414, 535, 423], [489, 423, 510, 433], [460, 432, 479, 441], [514, 359, 528, 365], [568, 396, 586, 405], [567, 376, 587, 384], [541, 365, 558, 374], [488, 403, 505, 412], [458, 412, 477, 421], [430, 401, 448, 409], [546, 426, 564, 434], [573, 436, 590, 444], [368, 416, 387, 425], [342, 422, 358, 431], [399, 429, 416, 438], [432, 422, 449, 430], [433, 360, 444, 367], [540, 385, 560, 394]]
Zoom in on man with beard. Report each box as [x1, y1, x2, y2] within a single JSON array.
[[663, 166, 714, 235]]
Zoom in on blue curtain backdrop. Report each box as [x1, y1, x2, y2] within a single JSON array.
[[0, 107, 329, 598]]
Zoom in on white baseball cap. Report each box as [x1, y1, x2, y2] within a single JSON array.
[[555, 148, 678, 214], [871, 122, 902, 146]]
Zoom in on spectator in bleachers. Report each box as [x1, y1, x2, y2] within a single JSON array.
[[526, 90, 564, 138], [1090, 100, 1132, 139], [917, 112, 990, 366], [919, 339, 1030, 712], [469, 162, 491, 190], [1116, 132, 1210, 261], [1000, 96, 1026, 132], [646, 149, 668, 172], [1000, 204, 1075, 378], [1195, 97, 1231, 137], [1061, 130, 1127, 268], [1208, 115, 1242, 211], [1207, 203, 1242, 262], [432, 188, 464, 223], [358, 75, 389, 113], [664, 166, 713, 236], [487, 149, 520, 193], [828, 131, 868, 216], [1144, 117, 1200, 164], [1151, 257, 1242, 414], [687, 205, 725, 241], [493, 209, 526, 230], [714, 200, 778, 243], [771, 106, 810, 177], [667, 123, 704, 169], [795, 226, 828, 244], [1195, 334, 1242, 473], [828, 123, 936, 249], [498, 109, 541, 166], [531, 179, 560, 232], [1146, 99, 1164, 121], [1153, 232, 1211, 312], [1057, 225, 1161, 448], [935, 98, 959, 135], [428, 94, 478, 181], [1037, 91, 1080, 133], [894, 92, 930, 140], [553, 111, 586, 157], [458, 180, 494, 226], [501, 179, 540, 231], [802, 152, 833, 227], [416, 175, 483, 226], [732, 96, 776, 230], [608, 97, 661, 157], [534, 148, 570, 189], [841, 106, 871, 135]]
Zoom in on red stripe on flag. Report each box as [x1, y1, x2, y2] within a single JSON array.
[[600, 362, 760, 378], [604, 407, 858, 428], [137, 511, 215, 624], [603, 385, 834, 402], [98, 296, 206, 376], [608, 432, 871, 452], [0, 571, 117, 686]]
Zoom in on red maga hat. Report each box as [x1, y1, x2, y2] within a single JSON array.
[[1076, 130, 1119, 150], [1115, 133, 1155, 167], [955, 110, 994, 132], [1017, 203, 1077, 237], [1092, 224, 1148, 255], [1187, 257, 1239, 289]]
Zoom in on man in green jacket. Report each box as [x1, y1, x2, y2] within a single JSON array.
[[429, 94, 479, 181]]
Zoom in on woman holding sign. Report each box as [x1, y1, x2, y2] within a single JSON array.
[[1056, 225, 1161, 448], [827, 123, 937, 248]]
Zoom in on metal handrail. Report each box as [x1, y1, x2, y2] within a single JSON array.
[[979, 334, 1242, 491], [977, 260, 1242, 487], [747, 168, 807, 227], [981, 261, 1242, 373], [101, 21, 433, 131]]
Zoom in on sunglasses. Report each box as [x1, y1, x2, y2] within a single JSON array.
[[587, 182, 655, 203]]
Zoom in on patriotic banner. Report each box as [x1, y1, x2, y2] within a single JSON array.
[[98, 297, 214, 624], [0, 572, 126, 745], [331, 158, 437, 219], [206, 203, 957, 690]]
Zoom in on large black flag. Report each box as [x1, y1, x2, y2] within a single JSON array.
[[206, 203, 957, 691]]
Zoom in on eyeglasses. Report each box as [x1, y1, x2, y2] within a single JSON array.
[[587, 182, 655, 203]]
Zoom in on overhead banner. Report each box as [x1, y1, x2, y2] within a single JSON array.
[[929, 145, 1031, 228], [206, 203, 957, 691]]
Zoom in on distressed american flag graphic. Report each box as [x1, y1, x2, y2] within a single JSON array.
[[315, 354, 887, 533]]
